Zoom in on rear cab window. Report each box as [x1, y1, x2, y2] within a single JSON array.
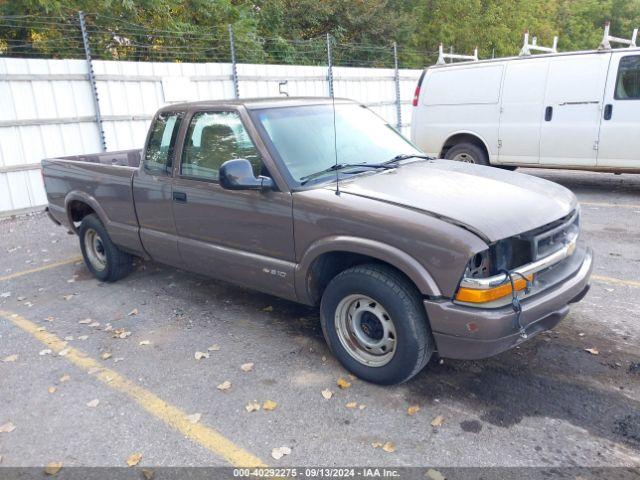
[[144, 111, 183, 174], [615, 55, 640, 100]]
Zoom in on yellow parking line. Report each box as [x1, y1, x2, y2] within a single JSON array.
[[581, 201, 640, 210], [592, 275, 640, 288], [0, 256, 83, 282], [0, 310, 267, 468]]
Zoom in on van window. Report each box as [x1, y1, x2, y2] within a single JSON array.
[[615, 55, 640, 100], [144, 112, 183, 174], [181, 111, 262, 181]]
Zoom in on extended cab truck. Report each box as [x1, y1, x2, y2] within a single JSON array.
[[43, 98, 593, 385]]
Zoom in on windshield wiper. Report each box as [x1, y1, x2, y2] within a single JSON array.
[[388, 153, 435, 162], [299, 161, 398, 185]]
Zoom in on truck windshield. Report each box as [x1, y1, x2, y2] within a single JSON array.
[[254, 103, 422, 184]]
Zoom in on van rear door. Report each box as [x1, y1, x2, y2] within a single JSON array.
[[539, 53, 610, 167], [596, 52, 640, 170], [497, 58, 549, 165]]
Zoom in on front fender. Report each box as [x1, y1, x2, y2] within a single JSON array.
[[295, 235, 441, 304]]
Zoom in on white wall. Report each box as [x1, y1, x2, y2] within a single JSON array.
[[0, 56, 422, 215]]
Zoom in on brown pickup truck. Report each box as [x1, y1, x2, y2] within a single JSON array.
[[42, 97, 593, 385]]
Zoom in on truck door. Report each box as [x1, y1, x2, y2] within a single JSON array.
[[597, 53, 640, 170], [132, 111, 184, 267], [539, 53, 610, 167], [497, 58, 549, 165], [171, 108, 296, 299]]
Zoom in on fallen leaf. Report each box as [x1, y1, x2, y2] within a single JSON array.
[[139, 340, 151, 346], [345, 402, 357, 409], [207, 344, 221, 351], [262, 400, 277, 411], [185, 413, 202, 424], [86, 398, 100, 408], [426, 468, 446, 480], [337, 377, 351, 389], [262, 305, 274, 312], [271, 446, 291, 460], [359, 404, 367, 410], [100, 352, 112, 360], [195, 351, 210, 360], [2, 354, 18, 362], [58, 349, 70, 357], [142, 468, 155, 480], [59, 374, 70, 383], [217, 380, 231, 391], [245, 401, 261, 412], [382, 441, 396, 453], [44, 462, 62, 475], [371, 442, 383, 448], [431, 415, 444, 427], [64, 336, 74, 341], [63, 294, 74, 301], [585, 348, 600, 355], [48, 386, 57, 394], [0, 422, 16, 433], [128, 308, 139, 316], [118, 331, 131, 339], [78, 335, 88, 340], [78, 319, 91, 324], [88, 321, 100, 328], [126, 452, 142, 467], [407, 405, 420, 416], [321, 389, 333, 400], [240, 362, 254, 372], [39, 349, 52, 356]]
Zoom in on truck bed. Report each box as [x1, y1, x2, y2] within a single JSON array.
[[41, 148, 145, 256]]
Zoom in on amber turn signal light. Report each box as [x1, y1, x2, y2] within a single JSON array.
[[455, 275, 533, 304]]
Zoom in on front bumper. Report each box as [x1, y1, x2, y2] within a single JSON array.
[[424, 246, 593, 360]]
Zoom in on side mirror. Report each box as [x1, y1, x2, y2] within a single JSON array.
[[219, 159, 275, 191]]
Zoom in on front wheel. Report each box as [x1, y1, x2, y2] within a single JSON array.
[[78, 214, 133, 282], [444, 142, 489, 166], [320, 264, 434, 385]]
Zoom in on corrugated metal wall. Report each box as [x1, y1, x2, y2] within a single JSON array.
[[0, 56, 422, 215]]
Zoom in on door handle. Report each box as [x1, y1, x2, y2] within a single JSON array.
[[544, 106, 553, 121], [604, 104, 613, 120], [172, 191, 187, 203]]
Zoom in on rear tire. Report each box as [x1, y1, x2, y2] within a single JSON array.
[[320, 264, 434, 385], [444, 142, 489, 166], [78, 214, 133, 282]]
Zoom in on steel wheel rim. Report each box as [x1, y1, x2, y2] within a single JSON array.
[[452, 152, 475, 163], [334, 294, 397, 367], [84, 228, 107, 271]]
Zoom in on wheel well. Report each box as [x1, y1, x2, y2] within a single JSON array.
[[306, 251, 416, 305], [68, 200, 95, 224], [441, 133, 488, 160]]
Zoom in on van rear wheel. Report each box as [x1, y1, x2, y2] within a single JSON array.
[[320, 264, 434, 385], [445, 142, 489, 166]]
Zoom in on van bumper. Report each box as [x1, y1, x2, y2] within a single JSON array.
[[424, 246, 593, 360]]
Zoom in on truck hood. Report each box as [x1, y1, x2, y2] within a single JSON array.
[[336, 160, 577, 243]]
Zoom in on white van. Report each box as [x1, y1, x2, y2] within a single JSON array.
[[410, 46, 640, 172]]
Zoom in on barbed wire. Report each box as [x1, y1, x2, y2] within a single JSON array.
[[0, 14, 439, 68]]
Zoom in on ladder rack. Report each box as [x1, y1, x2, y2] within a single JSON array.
[[599, 21, 638, 49], [519, 31, 558, 56], [436, 43, 478, 65]]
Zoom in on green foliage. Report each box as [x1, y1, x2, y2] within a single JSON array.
[[1, 0, 639, 67]]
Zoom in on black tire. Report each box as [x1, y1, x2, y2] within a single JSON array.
[[444, 142, 489, 166], [320, 264, 434, 385], [78, 214, 133, 282]]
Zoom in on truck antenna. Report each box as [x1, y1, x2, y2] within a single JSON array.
[[327, 33, 340, 196]]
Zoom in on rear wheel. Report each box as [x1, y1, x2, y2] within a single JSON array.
[[320, 264, 434, 385], [78, 214, 133, 282], [444, 142, 489, 166]]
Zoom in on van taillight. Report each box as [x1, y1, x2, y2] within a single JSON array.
[[412, 86, 421, 107], [412, 70, 426, 107]]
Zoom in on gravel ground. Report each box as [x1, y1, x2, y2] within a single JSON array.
[[0, 168, 639, 473]]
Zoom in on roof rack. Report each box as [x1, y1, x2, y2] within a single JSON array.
[[599, 21, 638, 49], [436, 43, 478, 65], [519, 31, 558, 56]]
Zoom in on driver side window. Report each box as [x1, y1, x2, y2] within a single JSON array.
[[181, 111, 262, 181]]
